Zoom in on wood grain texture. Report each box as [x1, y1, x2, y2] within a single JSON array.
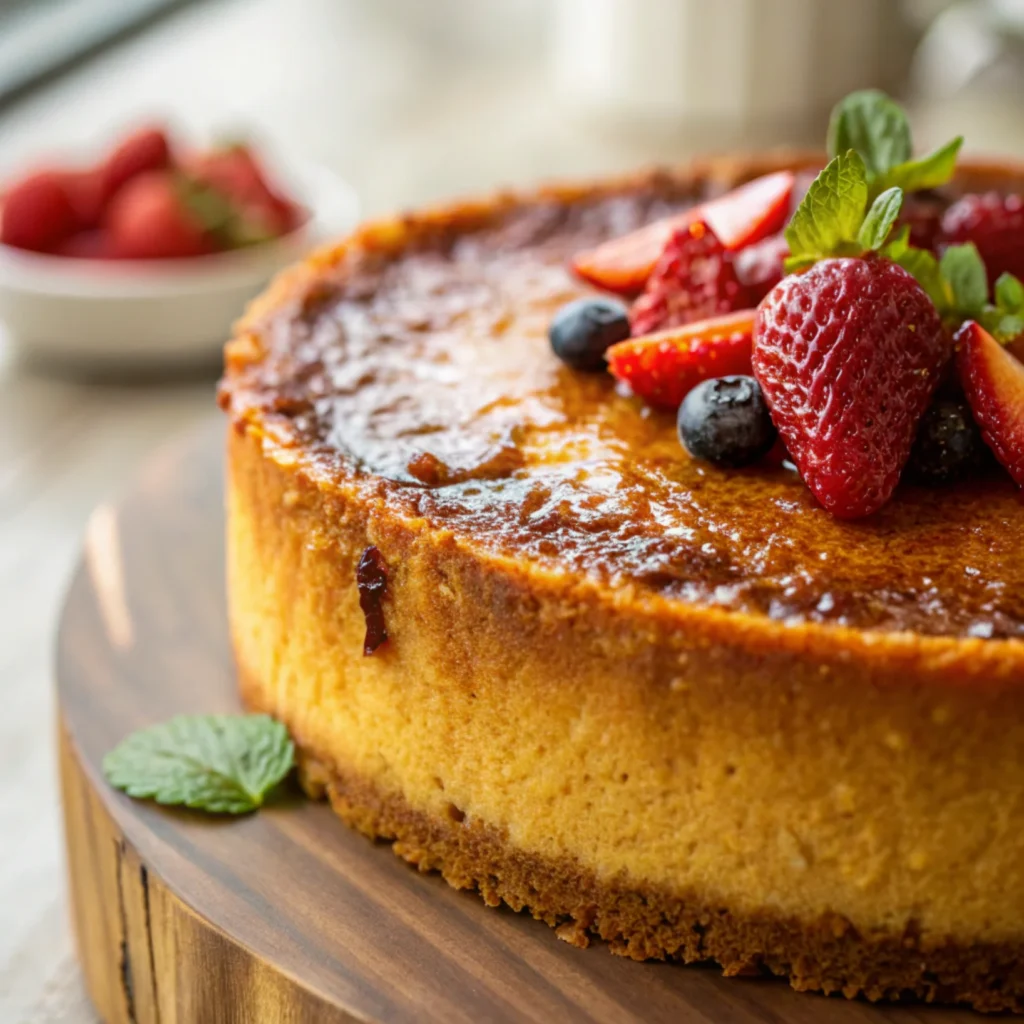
[[58, 419, 980, 1024]]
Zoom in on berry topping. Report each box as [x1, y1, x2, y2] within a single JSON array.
[[549, 297, 631, 371], [754, 257, 950, 518], [570, 171, 794, 295], [678, 375, 777, 468], [356, 546, 389, 656], [941, 192, 1024, 286], [629, 221, 752, 336], [956, 320, 1024, 486], [734, 233, 789, 303], [1, 171, 79, 252], [908, 398, 988, 485], [606, 309, 754, 410]]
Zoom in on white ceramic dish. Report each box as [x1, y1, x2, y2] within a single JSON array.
[[0, 160, 358, 370]]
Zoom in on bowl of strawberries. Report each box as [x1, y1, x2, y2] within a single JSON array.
[[0, 126, 357, 368]]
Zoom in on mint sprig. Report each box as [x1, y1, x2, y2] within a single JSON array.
[[104, 714, 295, 814], [784, 151, 902, 272], [827, 89, 962, 199]]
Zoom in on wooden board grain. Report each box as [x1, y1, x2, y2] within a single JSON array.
[[57, 419, 978, 1024]]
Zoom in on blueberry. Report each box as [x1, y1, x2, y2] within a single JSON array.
[[908, 398, 988, 485], [549, 297, 630, 372], [678, 376, 777, 468]]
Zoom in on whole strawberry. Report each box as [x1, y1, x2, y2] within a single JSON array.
[[630, 220, 752, 336], [941, 192, 1024, 286], [754, 257, 949, 517]]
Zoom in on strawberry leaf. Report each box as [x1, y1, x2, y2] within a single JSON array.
[[940, 243, 989, 317], [857, 187, 903, 251], [785, 151, 868, 265], [886, 244, 950, 313], [875, 137, 963, 195], [827, 90, 912, 179], [995, 272, 1024, 313]]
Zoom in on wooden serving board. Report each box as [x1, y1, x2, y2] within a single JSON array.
[[58, 420, 976, 1024]]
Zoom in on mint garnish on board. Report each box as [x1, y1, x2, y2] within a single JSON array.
[[827, 89, 963, 198], [103, 714, 295, 814]]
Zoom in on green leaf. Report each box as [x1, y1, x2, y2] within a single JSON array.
[[995, 273, 1024, 314], [785, 151, 869, 262], [857, 187, 903, 251], [890, 245, 950, 312], [827, 90, 912, 178], [981, 309, 1024, 342], [875, 137, 963, 195], [940, 244, 989, 317], [103, 714, 294, 814], [881, 224, 911, 260]]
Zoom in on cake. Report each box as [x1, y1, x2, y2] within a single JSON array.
[[219, 133, 1024, 1010]]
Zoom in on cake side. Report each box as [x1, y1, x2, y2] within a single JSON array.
[[228, 423, 1024, 1009]]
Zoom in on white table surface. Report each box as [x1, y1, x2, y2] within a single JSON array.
[[1, 1, 1021, 1020]]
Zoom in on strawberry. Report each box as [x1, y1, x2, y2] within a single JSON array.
[[571, 171, 794, 294], [186, 144, 298, 237], [941, 192, 1024, 286], [54, 230, 120, 260], [734, 233, 789, 303], [956, 320, 1024, 485], [101, 126, 171, 206], [629, 221, 752, 336], [63, 169, 106, 229], [607, 310, 755, 410], [754, 257, 950, 518], [105, 171, 213, 259], [0, 171, 79, 252]]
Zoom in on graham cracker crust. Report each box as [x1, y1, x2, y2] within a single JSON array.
[[296, 749, 1024, 1014]]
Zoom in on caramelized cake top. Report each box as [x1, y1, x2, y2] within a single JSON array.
[[221, 161, 1024, 640]]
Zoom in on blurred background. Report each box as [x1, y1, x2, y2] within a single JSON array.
[[2, 1, 1023, 1020]]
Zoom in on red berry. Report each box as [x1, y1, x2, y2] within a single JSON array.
[[607, 310, 756, 410], [1, 171, 78, 251], [956, 320, 1024, 486], [54, 230, 120, 260], [102, 127, 172, 206], [753, 257, 951, 519], [629, 221, 752, 336], [734, 233, 789, 303], [571, 171, 794, 295], [940, 192, 1024, 284], [62, 169, 106, 229], [900, 191, 946, 252], [105, 171, 212, 259], [187, 144, 297, 237]]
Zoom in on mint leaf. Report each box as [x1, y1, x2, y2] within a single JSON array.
[[785, 151, 868, 263], [881, 223, 911, 260], [857, 187, 903, 251], [995, 272, 1024, 313], [875, 137, 963, 195], [888, 245, 950, 312], [104, 714, 294, 814], [982, 309, 1024, 342], [940, 244, 989, 316], [827, 90, 912, 179]]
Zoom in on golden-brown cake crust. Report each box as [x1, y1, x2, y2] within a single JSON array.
[[221, 155, 1024, 1012]]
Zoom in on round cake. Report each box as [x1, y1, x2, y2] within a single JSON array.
[[219, 152, 1024, 1011]]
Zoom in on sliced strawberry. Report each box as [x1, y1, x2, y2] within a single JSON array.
[[754, 257, 951, 519], [702, 171, 795, 252], [571, 171, 794, 295], [1, 171, 78, 251], [629, 220, 752, 336], [956, 320, 1024, 485], [607, 309, 755, 410]]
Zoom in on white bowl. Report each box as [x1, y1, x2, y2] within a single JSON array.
[[0, 161, 358, 371]]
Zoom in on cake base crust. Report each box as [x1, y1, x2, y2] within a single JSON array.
[[291, 747, 1024, 1014]]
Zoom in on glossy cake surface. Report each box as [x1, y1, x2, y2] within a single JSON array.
[[221, 155, 1024, 1011]]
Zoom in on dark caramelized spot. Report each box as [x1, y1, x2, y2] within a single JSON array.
[[357, 546, 389, 655]]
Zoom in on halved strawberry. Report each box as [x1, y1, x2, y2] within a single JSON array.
[[606, 309, 755, 410], [571, 171, 794, 294], [956, 320, 1024, 485]]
